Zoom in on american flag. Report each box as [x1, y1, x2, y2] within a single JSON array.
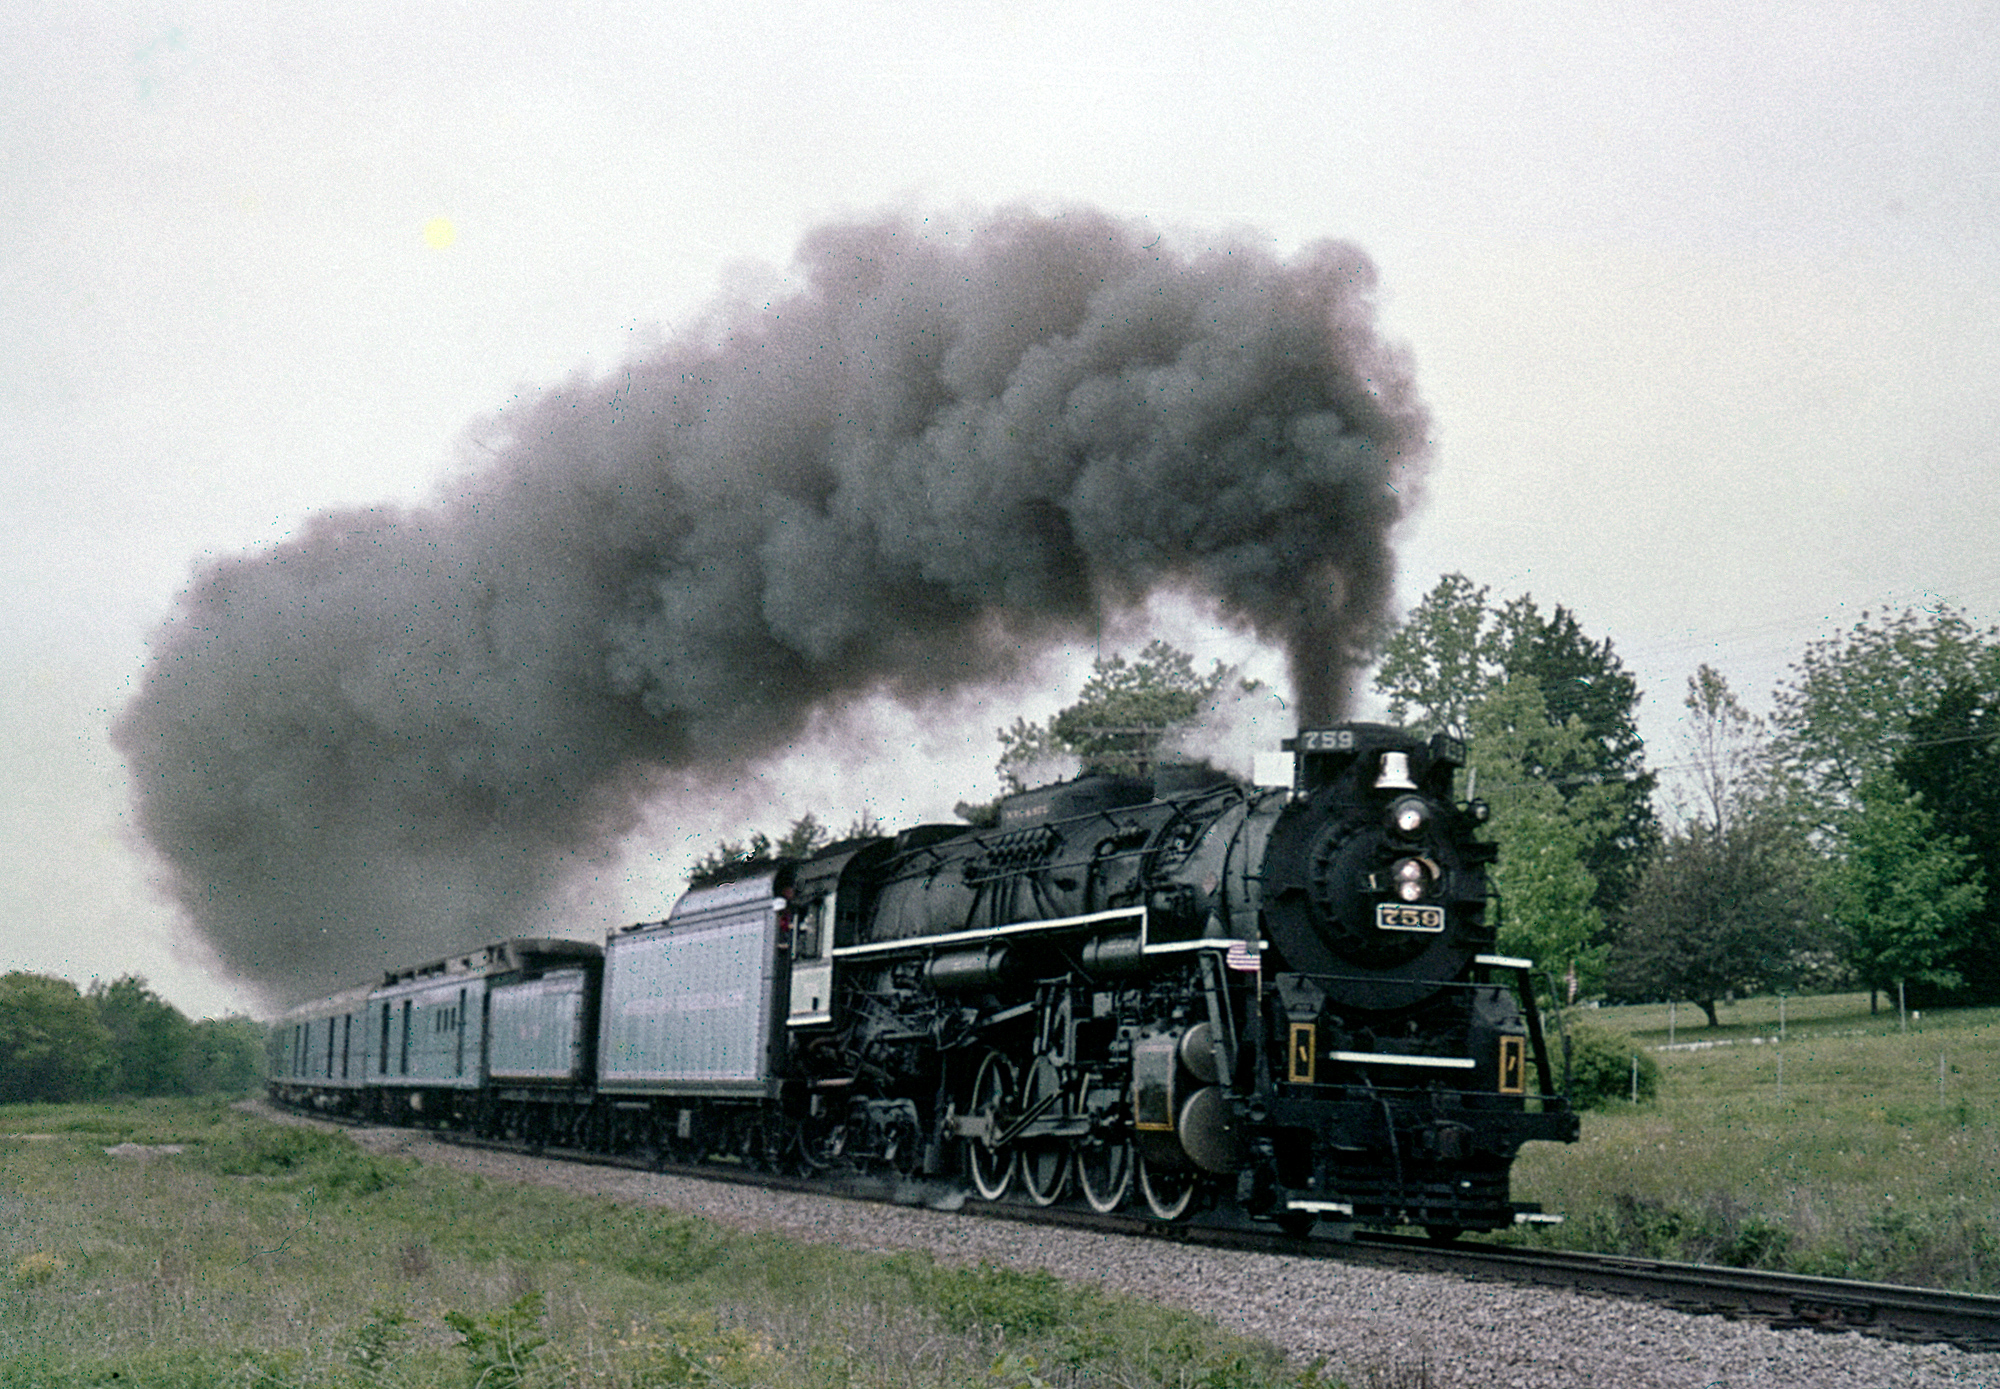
[[1225, 940, 1262, 972]]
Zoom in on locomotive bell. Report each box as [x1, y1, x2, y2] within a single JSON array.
[[1373, 750, 1418, 790]]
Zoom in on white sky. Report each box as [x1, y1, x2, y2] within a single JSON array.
[[6, 1, 1997, 1017]]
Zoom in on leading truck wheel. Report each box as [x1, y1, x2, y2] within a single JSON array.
[[966, 1052, 1018, 1201]]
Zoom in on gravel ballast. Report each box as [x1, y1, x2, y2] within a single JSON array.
[[331, 1119, 1999, 1389]]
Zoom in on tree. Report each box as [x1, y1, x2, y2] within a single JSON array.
[[1610, 813, 1822, 1025], [1374, 575, 1657, 917], [1768, 606, 1998, 1006], [1833, 771, 1985, 1004], [689, 811, 884, 882], [0, 972, 113, 1104], [1489, 595, 1658, 908], [89, 975, 193, 1097], [1675, 664, 1773, 833], [996, 640, 1238, 791], [1771, 604, 2000, 828], [184, 1016, 266, 1095], [1610, 665, 1828, 1021], [1891, 683, 2000, 1004], [1468, 678, 1608, 995], [1374, 572, 1492, 736]]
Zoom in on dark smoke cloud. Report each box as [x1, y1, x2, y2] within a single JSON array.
[[114, 207, 1429, 1006]]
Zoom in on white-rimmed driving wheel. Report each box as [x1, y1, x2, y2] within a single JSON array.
[[1017, 1056, 1071, 1206], [1138, 1153, 1198, 1221], [966, 1052, 1018, 1201]]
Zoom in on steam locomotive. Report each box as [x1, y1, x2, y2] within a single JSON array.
[[269, 722, 1580, 1235]]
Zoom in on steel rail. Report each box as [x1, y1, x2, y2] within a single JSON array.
[[948, 1199, 2000, 1354]]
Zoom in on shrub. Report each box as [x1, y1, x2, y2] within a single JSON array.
[[444, 1291, 550, 1389], [1560, 1018, 1658, 1108], [1580, 1191, 1794, 1268], [921, 1261, 1073, 1337], [198, 1121, 406, 1193]]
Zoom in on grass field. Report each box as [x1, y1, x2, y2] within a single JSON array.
[[1506, 994, 2000, 1291], [3, 1000, 1993, 1383], [0, 1099, 1333, 1388]]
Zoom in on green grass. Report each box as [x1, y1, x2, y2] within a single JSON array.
[[1506, 996, 2000, 1290], [0, 1101, 1339, 1388], [7, 1003, 1990, 1383]]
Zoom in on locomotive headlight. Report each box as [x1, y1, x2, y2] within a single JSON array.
[[1392, 856, 1435, 902], [1388, 796, 1428, 838]]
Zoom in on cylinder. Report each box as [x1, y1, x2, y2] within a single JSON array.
[[1176, 1085, 1245, 1175], [1178, 1021, 1220, 1085]]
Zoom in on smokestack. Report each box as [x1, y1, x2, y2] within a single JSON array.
[[113, 206, 1429, 1004]]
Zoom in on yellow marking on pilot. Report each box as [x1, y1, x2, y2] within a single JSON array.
[[1288, 1023, 1316, 1085], [1498, 1035, 1525, 1095]]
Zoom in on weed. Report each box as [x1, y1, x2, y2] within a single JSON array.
[[9, 1252, 59, 1288], [618, 1212, 728, 1283], [988, 1350, 1053, 1387], [199, 1121, 406, 1195], [617, 1311, 766, 1386], [201, 1121, 340, 1175], [445, 1290, 551, 1389], [348, 1305, 414, 1384], [922, 1261, 1072, 1337]]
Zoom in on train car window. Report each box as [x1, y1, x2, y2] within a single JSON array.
[[795, 899, 825, 960], [399, 1000, 412, 1076], [455, 986, 467, 1076], [379, 1003, 391, 1074], [341, 1013, 352, 1080]]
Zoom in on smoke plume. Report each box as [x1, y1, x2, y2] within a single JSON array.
[[114, 208, 1429, 1005]]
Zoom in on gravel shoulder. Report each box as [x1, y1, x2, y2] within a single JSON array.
[[265, 1106, 1997, 1389]]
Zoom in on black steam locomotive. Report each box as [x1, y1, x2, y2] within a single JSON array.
[[270, 723, 1579, 1235]]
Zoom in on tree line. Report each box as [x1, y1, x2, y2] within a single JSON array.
[[1367, 576, 1994, 1022], [0, 972, 263, 1105]]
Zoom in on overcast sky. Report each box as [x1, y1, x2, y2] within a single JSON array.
[[6, 1, 1997, 1017]]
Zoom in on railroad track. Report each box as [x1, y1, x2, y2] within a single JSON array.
[[926, 1193, 2000, 1353], [1334, 1235, 2000, 1355], [262, 1104, 1998, 1358], [403, 1124, 2000, 1355]]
